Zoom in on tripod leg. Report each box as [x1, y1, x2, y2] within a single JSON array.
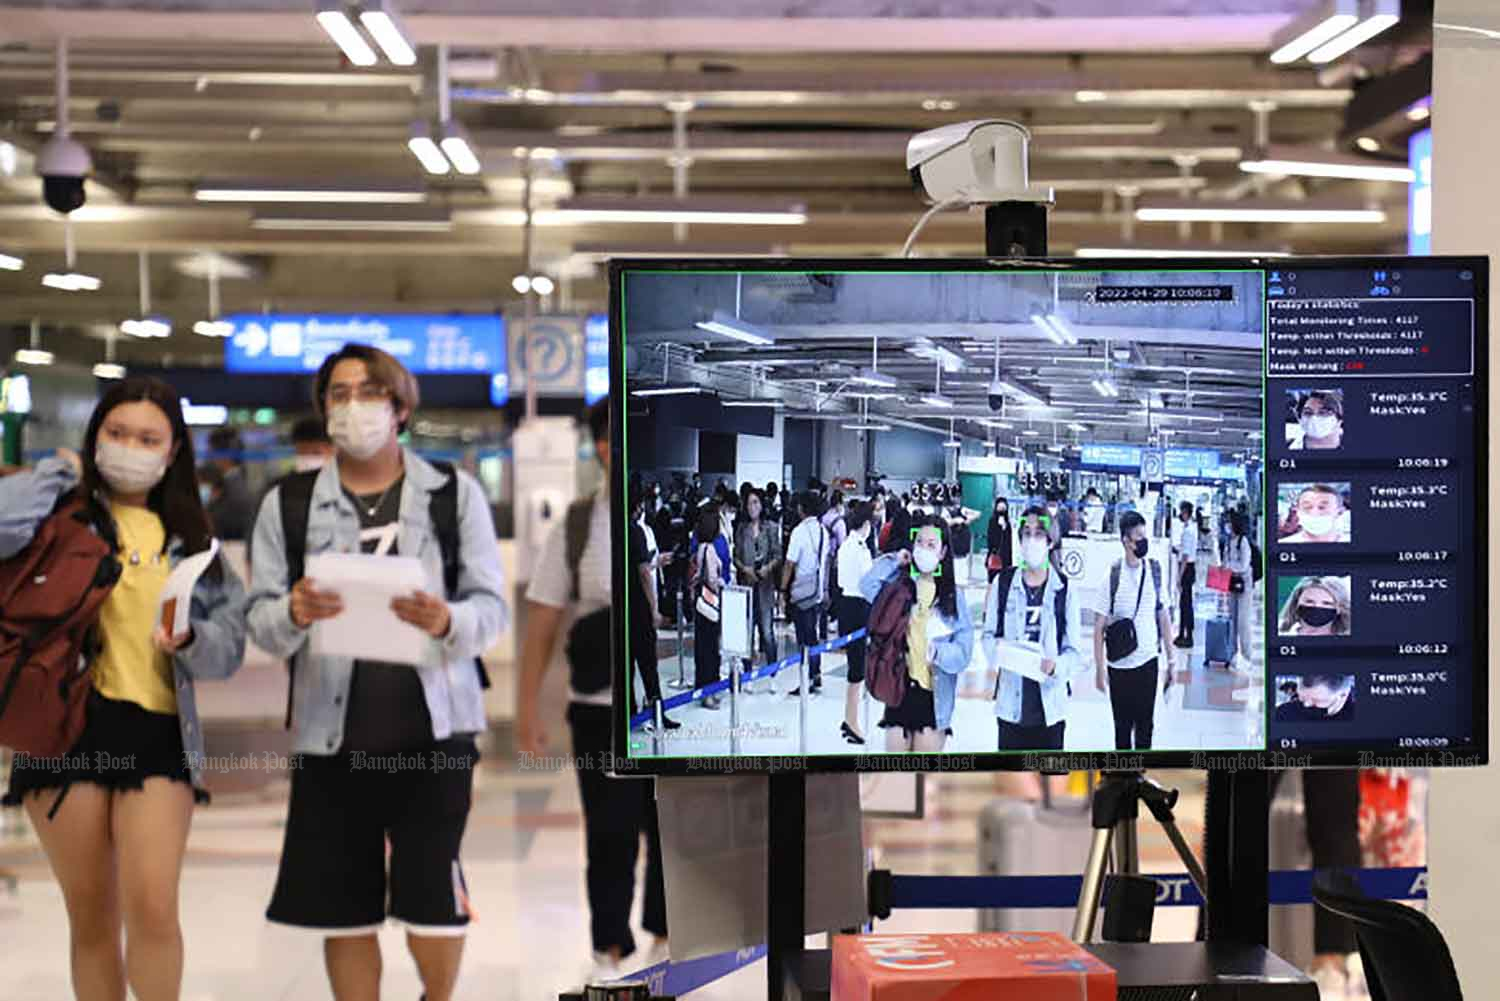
[[1113, 818, 1140, 876], [1071, 826, 1114, 943], [1158, 815, 1210, 904]]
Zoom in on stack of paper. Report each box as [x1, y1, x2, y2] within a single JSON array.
[[306, 552, 431, 666]]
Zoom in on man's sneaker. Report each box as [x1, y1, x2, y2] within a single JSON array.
[[642, 937, 670, 967], [588, 951, 622, 985]]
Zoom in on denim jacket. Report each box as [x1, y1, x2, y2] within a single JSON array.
[[0, 457, 248, 791], [982, 567, 1086, 727], [245, 450, 508, 756], [859, 552, 976, 731]]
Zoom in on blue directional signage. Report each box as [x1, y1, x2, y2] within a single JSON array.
[[1165, 448, 1220, 479], [223, 313, 506, 376], [585, 313, 610, 405], [1408, 126, 1431, 256], [1079, 443, 1142, 469]]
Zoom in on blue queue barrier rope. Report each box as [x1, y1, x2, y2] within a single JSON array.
[[879, 867, 1428, 911], [615, 945, 766, 995], [629, 627, 868, 729]]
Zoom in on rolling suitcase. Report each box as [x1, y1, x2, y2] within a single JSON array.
[[977, 793, 1095, 935], [1204, 615, 1235, 669]]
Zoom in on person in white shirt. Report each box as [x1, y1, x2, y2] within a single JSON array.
[[1093, 512, 1174, 750], [1173, 501, 1198, 649], [516, 402, 667, 982], [835, 502, 875, 744], [781, 492, 830, 695], [1280, 484, 1351, 544], [1223, 511, 1255, 664]]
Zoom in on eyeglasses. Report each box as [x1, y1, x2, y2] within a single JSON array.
[[327, 382, 393, 405]]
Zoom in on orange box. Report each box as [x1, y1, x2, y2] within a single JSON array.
[[832, 931, 1116, 1001]]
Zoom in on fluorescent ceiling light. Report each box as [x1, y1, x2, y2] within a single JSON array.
[[1043, 314, 1078, 346], [1239, 147, 1414, 183], [1135, 200, 1386, 224], [723, 400, 784, 408], [315, 4, 377, 67], [942, 439, 963, 449], [1031, 313, 1065, 346], [846, 391, 899, 400], [695, 311, 774, 346], [632, 385, 704, 397], [511, 275, 531, 294], [1021, 429, 1041, 436], [193, 320, 234, 338], [1076, 246, 1292, 258], [909, 339, 965, 371], [440, 122, 483, 175], [251, 206, 453, 231], [842, 422, 892, 431], [0, 253, 22, 271], [93, 362, 126, 380], [1269, 0, 1359, 63], [121, 317, 171, 339], [1355, 136, 1381, 153], [196, 183, 426, 203], [979, 419, 1013, 428], [1074, 90, 1108, 103], [995, 377, 1048, 407], [1092, 378, 1120, 398], [531, 275, 555, 296], [1067, 422, 1089, 432], [408, 125, 450, 175], [14, 349, 54, 365], [852, 368, 897, 388], [920, 394, 955, 409], [545, 197, 807, 226], [358, 0, 416, 66], [42, 272, 101, 291], [1407, 104, 1430, 122], [1308, 6, 1400, 64]]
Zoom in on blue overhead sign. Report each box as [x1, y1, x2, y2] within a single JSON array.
[[585, 313, 609, 405], [1165, 448, 1220, 479], [1080, 443, 1142, 469], [224, 313, 506, 375]]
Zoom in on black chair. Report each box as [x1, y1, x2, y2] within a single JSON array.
[[1312, 876, 1463, 1001]]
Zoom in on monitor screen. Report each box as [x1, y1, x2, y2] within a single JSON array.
[[610, 257, 1488, 772]]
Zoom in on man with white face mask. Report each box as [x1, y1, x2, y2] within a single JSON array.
[[1281, 484, 1351, 544], [246, 343, 507, 1001], [1290, 390, 1344, 450], [983, 507, 1085, 752]]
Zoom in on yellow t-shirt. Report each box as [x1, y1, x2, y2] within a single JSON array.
[[905, 576, 938, 691], [92, 505, 177, 715]]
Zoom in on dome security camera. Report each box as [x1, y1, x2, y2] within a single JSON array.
[[36, 134, 92, 215], [906, 120, 1053, 207], [988, 378, 1007, 412]]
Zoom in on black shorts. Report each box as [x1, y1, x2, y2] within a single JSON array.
[[2, 689, 208, 815], [266, 737, 478, 936], [878, 678, 953, 738]]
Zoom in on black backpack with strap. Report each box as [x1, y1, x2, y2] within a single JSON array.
[[278, 461, 491, 730]]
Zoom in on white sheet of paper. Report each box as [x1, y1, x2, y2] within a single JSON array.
[[995, 638, 1053, 683], [157, 538, 220, 637], [925, 614, 953, 643], [307, 552, 431, 666]]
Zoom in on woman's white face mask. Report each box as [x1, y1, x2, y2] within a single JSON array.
[[95, 440, 169, 495]]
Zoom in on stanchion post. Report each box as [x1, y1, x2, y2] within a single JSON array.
[[730, 657, 741, 757], [798, 646, 809, 756], [671, 592, 691, 690], [652, 700, 663, 757]]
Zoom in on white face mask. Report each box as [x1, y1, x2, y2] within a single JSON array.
[[293, 454, 327, 474], [1298, 512, 1338, 537], [1301, 414, 1339, 439], [1020, 537, 1050, 570], [912, 546, 941, 574], [95, 440, 168, 496], [328, 402, 394, 461]]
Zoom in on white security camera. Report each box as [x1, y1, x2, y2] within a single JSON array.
[[36, 134, 91, 215], [906, 120, 1053, 207], [988, 378, 1007, 412]]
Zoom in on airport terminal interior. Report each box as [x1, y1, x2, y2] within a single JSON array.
[[0, 3, 1494, 1001]]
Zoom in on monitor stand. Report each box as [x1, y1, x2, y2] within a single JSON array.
[[768, 769, 1280, 1001]]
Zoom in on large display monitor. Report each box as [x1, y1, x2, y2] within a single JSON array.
[[609, 257, 1488, 772]]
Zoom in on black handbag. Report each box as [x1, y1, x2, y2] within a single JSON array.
[[1104, 563, 1148, 663], [1229, 573, 1246, 594], [565, 607, 614, 695]]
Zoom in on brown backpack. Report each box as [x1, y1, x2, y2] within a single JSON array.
[[0, 494, 120, 757], [864, 576, 917, 707]]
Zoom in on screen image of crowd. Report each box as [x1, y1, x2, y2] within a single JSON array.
[[618, 267, 1269, 759]]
